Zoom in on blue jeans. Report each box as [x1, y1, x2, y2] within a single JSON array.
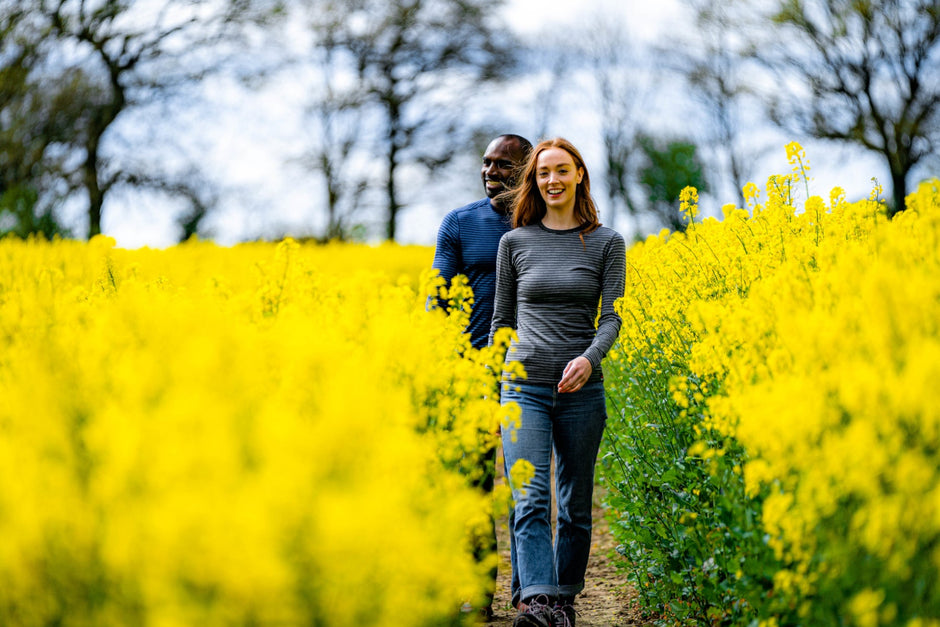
[[501, 380, 607, 604]]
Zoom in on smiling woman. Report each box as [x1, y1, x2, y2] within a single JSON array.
[[489, 137, 626, 626]]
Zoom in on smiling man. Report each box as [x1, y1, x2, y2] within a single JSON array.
[[432, 133, 532, 349]]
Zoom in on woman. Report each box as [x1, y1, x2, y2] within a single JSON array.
[[489, 138, 625, 627]]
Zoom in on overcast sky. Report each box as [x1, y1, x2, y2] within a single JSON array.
[[99, 0, 887, 249]]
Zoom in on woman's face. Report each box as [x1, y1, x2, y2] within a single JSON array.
[[536, 147, 583, 213]]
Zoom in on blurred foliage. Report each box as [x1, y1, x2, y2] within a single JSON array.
[[0, 185, 70, 239], [637, 135, 709, 232]]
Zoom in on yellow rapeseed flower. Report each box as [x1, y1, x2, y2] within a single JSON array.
[[605, 139, 940, 624], [0, 237, 513, 625]]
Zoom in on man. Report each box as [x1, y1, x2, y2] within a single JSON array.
[[432, 134, 532, 348], [431, 133, 532, 620]]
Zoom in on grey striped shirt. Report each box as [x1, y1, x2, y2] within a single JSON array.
[[489, 223, 626, 386]]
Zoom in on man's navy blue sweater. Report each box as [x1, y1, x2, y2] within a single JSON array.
[[432, 198, 513, 349]]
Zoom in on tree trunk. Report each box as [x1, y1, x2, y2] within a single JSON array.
[[889, 164, 908, 219], [384, 99, 401, 242], [386, 146, 398, 241], [84, 140, 103, 238]]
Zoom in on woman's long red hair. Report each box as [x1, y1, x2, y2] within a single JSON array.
[[509, 137, 601, 234]]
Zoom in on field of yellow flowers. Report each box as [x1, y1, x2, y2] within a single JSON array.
[[2, 145, 938, 627], [0, 238, 516, 625], [602, 146, 940, 626]]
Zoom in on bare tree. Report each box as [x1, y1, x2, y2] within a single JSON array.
[[748, 0, 940, 215], [293, 9, 373, 242], [580, 18, 646, 233], [5, 0, 273, 239], [678, 0, 762, 209], [302, 96, 370, 242], [571, 16, 702, 235], [304, 0, 516, 241]]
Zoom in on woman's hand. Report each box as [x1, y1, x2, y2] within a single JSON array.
[[558, 356, 592, 393]]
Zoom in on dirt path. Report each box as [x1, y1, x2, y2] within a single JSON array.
[[483, 489, 653, 626]]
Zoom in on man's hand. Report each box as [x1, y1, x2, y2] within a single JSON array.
[[558, 356, 592, 393]]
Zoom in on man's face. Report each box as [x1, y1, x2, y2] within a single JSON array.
[[481, 138, 525, 200]]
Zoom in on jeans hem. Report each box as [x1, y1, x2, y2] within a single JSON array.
[[519, 585, 558, 602], [558, 582, 584, 599]]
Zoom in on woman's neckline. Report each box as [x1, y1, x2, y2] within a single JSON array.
[[538, 221, 587, 234]]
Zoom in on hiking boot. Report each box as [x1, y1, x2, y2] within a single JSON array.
[[512, 594, 555, 627], [552, 598, 576, 627]]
